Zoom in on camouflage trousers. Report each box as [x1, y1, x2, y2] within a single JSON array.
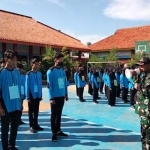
[[141, 119, 150, 150]]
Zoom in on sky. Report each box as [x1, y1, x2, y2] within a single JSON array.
[[1, 0, 150, 45]]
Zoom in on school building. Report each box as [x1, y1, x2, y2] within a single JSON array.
[[89, 25, 150, 64], [0, 10, 90, 64]]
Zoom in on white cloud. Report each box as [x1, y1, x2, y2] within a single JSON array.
[[62, 29, 107, 45], [104, 0, 150, 20], [46, 0, 65, 7]]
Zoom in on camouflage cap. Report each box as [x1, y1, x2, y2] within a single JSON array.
[[137, 57, 150, 66]]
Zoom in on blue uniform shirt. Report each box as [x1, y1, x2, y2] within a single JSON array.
[[25, 71, 42, 100], [91, 73, 100, 88], [0, 68, 21, 113], [47, 66, 68, 100]]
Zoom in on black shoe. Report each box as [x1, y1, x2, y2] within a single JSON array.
[[52, 133, 57, 142], [97, 97, 101, 99], [79, 99, 84, 102], [100, 92, 104, 94], [19, 120, 26, 126], [8, 146, 18, 150], [124, 100, 130, 103], [35, 125, 44, 131], [57, 131, 68, 137], [130, 105, 135, 109], [79, 99, 86, 102], [30, 127, 36, 133], [93, 100, 99, 104]]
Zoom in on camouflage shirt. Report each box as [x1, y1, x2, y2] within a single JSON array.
[[135, 73, 150, 124]]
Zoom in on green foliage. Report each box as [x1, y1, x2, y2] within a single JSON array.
[[88, 53, 103, 67], [39, 46, 56, 80], [39, 46, 79, 79], [105, 48, 118, 62], [89, 53, 103, 62], [127, 52, 144, 67]]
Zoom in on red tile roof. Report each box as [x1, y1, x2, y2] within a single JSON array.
[[0, 10, 90, 51], [89, 25, 150, 51]]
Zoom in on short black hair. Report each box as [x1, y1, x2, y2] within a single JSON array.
[[4, 50, 18, 59], [17, 63, 24, 69], [54, 53, 64, 59], [30, 58, 40, 65]]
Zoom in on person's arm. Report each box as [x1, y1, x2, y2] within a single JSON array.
[[0, 72, 5, 116], [107, 76, 111, 89], [25, 74, 30, 101], [47, 70, 54, 101]]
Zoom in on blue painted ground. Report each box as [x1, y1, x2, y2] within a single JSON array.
[[0, 85, 141, 150]]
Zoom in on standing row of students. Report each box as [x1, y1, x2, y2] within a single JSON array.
[[0, 50, 44, 150], [0, 50, 69, 149], [74, 65, 137, 107]]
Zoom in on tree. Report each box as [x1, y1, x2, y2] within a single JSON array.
[[88, 53, 103, 67], [39, 46, 56, 79], [127, 52, 144, 67], [105, 48, 118, 62], [86, 42, 92, 47]]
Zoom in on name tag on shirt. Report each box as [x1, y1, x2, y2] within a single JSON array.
[[21, 86, 24, 95], [82, 76, 85, 81], [114, 80, 118, 86], [9, 86, 20, 100], [34, 85, 38, 92], [97, 77, 100, 82], [58, 78, 65, 89]]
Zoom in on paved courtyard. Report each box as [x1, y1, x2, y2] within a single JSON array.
[[0, 85, 141, 150]]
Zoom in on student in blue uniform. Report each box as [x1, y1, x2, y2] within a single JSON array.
[[99, 68, 104, 94], [88, 67, 93, 95], [120, 68, 129, 103], [0, 50, 21, 150], [25, 58, 43, 133], [76, 66, 86, 102], [74, 68, 78, 96], [47, 53, 68, 142], [16, 63, 26, 125], [103, 68, 109, 98], [107, 68, 117, 106], [128, 65, 138, 108], [0, 58, 6, 123], [115, 68, 121, 98], [91, 68, 100, 104]]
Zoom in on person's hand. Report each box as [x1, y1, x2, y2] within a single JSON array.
[[50, 100, 56, 104], [0, 107, 5, 116]]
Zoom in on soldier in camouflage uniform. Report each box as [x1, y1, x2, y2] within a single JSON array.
[[135, 57, 150, 150]]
